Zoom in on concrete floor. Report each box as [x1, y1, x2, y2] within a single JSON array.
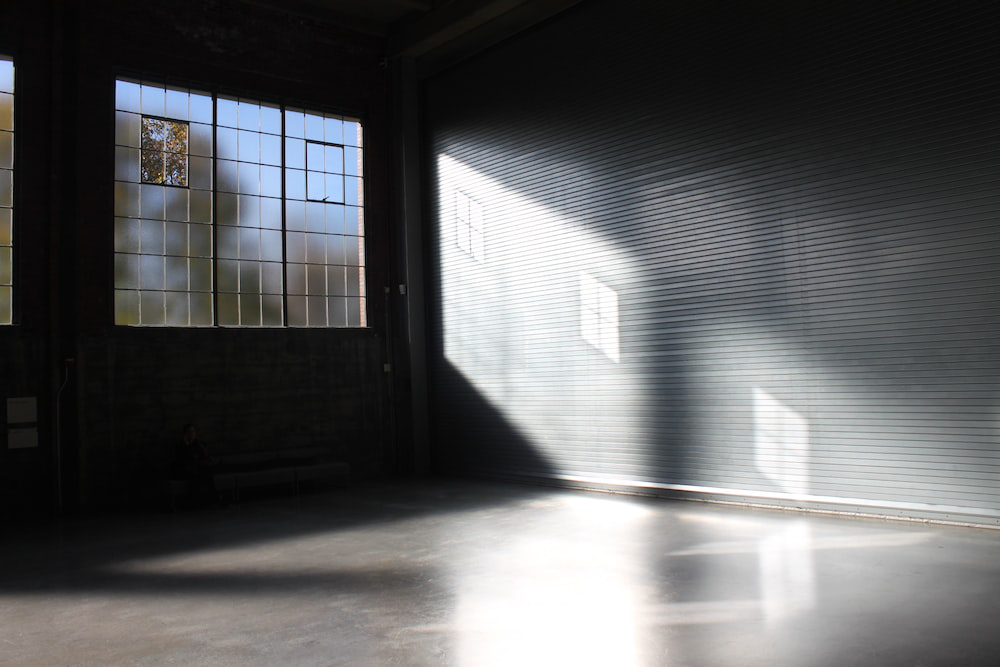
[[3, 480, 1000, 666]]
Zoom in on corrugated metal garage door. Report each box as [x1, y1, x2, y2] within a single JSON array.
[[423, 0, 1000, 524]]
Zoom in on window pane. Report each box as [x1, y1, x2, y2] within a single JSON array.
[[217, 127, 238, 161], [165, 256, 188, 291], [328, 296, 347, 327], [166, 291, 189, 325], [262, 294, 283, 326], [217, 97, 238, 128], [115, 290, 140, 325], [240, 293, 261, 325], [190, 257, 212, 291], [262, 261, 282, 294], [260, 196, 281, 229], [140, 290, 165, 325], [190, 292, 213, 325], [217, 293, 239, 325], [287, 295, 307, 326], [217, 259, 238, 292], [307, 295, 326, 326]]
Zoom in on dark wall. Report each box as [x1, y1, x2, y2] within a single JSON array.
[[2, 0, 396, 513], [423, 0, 1000, 523]]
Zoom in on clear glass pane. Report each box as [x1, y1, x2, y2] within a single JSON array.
[[190, 257, 212, 291], [217, 293, 239, 325], [218, 227, 239, 259], [260, 196, 281, 230], [307, 295, 326, 326], [190, 190, 213, 223], [305, 113, 323, 141], [238, 161, 260, 195], [261, 261, 282, 294], [115, 290, 140, 325], [286, 232, 305, 263], [326, 173, 344, 203], [139, 219, 164, 254], [261, 165, 281, 198], [240, 293, 261, 325], [217, 191, 238, 225], [166, 291, 189, 326], [287, 295, 307, 326], [190, 122, 212, 157], [164, 221, 187, 256], [239, 227, 260, 260], [140, 184, 165, 219], [115, 111, 141, 148], [307, 171, 324, 200], [238, 100, 260, 131], [115, 253, 139, 289], [325, 145, 343, 173], [286, 263, 306, 295], [190, 93, 213, 124], [140, 290, 165, 325], [240, 260, 261, 293], [217, 259, 238, 292], [307, 142, 323, 171], [190, 222, 212, 256], [260, 229, 282, 262], [140, 254, 165, 290], [165, 187, 189, 222], [261, 104, 281, 135], [285, 110, 304, 138], [217, 126, 238, 161], [261, 134, 281, 166], [239, 194, 260, 227], [116, 80, 141, 113], [286, 138, 305, 169], [165, 256, 188, 290], [306, 202, 325, 233], [190, 292, 213, 325], [329, 296, 348, 327], [262, 294, 283, 326], [217, 97, 239, 128]]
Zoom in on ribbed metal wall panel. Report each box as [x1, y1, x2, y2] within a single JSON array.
[[423, 0, 1000, 523]]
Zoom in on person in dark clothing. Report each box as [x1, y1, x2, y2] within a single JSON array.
[[173, 423, 223, 506]]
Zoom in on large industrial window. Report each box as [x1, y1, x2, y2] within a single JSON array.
[[113, 78, 366, 327], [0, 56, 13, 325]]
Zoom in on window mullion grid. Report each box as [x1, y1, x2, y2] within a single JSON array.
[[211, 92, 219, 325], [280, 104, 288, 327]]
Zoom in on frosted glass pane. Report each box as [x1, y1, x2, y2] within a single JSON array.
[[0, 285, 11, 324], [262, 294, 283, 326], [287, 295, 307, 326], [115, 217, 140, 253], [261, 261, 282, 294], [166, 292, 189, 325], [328, 296, 347, 327], [0, 170, 11, 208], [325, 145, 343, 173], [0, 61, 11, 94], [190, 292, 213, 325], [307, 295, 326, 326], [190, 122, 212, 157], [190, 223, 212, 256], [140, 254, 165, 290], [189, 156, 212, 190], [285, 110, 304, 138], [286, 169, 305, 200], [326, 205, 344, 235], [0, 132, 12, 169], [326, 235, 345, 266], [116, 80, 141, 112], [286, 263, 306, 295], [165, 187, 189, 222], [218, 227, 239, 259], [217, 191, 237, 225], [306, 202, 325, 232], [305, 113, 323, 141], [0, 209, 11, 245], [305, 233, 325, 263], [307, 264, 326, 295], [286, 200, 305, 231], [238, 161, 260, 195], [190, 190, 212, 223], [286, 138, 305, 169], [344, 120, 362, 147], [190, 257, 212, 291], [261, 134, 281, 166], [345, 266, 361, 297], [260, 229, 282, 262], [324, 117, 343, 145], [239, 227, 260, 260], [164, 220, 189, 255], [325, 173, 344, 203], [217, 159, 237, 193], [345, 235, 361, 266], [344, 146, 362, 177], [238, 101, 259, 131], [286, 232, 305, 262], [328, 265, 346, 296], [165, 88, 189, 120], [115, 253, 139, 289], [261, 166, 281, 198], [140, 85, 165, 116], [239, 130, 260, 163], [239, 194, 260, 227], [115, 146, 139, 182], [190, 93, 213, 124], [140, 184, 165, 219], [347, 297, 363, 327], [260, 197, 281, 230], [140, 290, 165, 325], [165, 256, 188, 290], [115, 290, 140, 325], [217, 259, 238, 292], [115, 112, 140, 150], [139, 219, 164, 254], [240, 260, 261, 294], [0, 246, 10, 284], [261, 105, 281, 135], [217, 293, 238, 325], [0, 93, 11, 131], [240, 293, 261, 325], [345, 206, 363, 236], [345, 176, 362, 206], [217, 97, 238, 128]]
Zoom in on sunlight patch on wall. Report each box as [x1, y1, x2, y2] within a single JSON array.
[[754, 387, 810, 495]]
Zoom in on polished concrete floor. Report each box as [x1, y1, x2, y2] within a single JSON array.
[[3, 480, 1000, 666]]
